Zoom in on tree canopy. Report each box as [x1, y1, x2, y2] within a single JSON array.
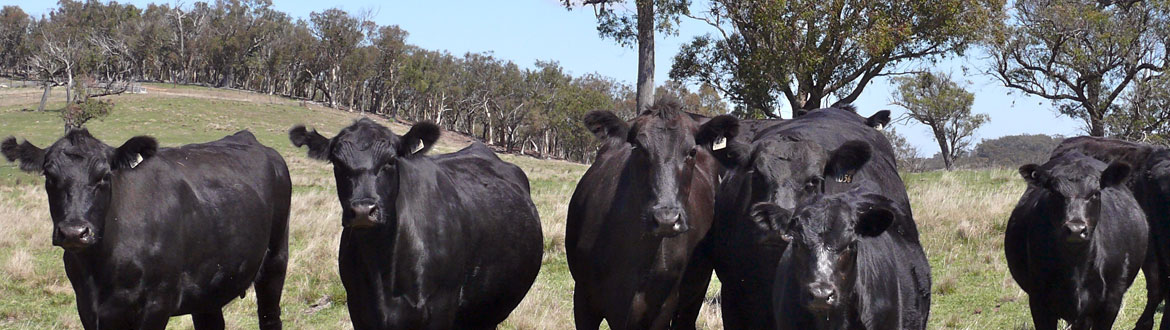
[[987, 0, 1169, 136], [671, 0, 1003, 118], [892, 72, 988, 170], [0, 1, 728, 163]]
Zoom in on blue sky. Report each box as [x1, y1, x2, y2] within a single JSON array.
[[15, 0, 1084, 155]]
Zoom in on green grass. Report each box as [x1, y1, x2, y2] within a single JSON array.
[[0, 83, 1162, 329]]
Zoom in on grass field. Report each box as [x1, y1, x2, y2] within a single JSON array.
[[0, 83, 1162, 329]]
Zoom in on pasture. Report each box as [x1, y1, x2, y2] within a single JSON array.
[[0, 83, 1160, 329]]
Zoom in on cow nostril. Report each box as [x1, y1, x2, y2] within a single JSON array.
[[654, 208, 682, 223], [809, 284, 836, 302], [78, 227, 91, 238], [351, 203, 377, 216]]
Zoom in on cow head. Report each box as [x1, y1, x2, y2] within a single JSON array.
[[763, 185, 898, 315], [1145, 149, 1170, 207], [1019, 153, 1131, 243], [585, 99, 738, 237], [724, 137, 871, 244], [2, 130, 157, 251], [290, 119, 440, 229]]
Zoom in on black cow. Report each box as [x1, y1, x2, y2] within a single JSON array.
[[686, 108, 889, 145], [567, 98, 738, 329], [1006, 151, 1147, 329], [1049, 136, 1170, 330], [289, 118, 542, 329], [759, 182, 926, 329], [1, 130, 290, 329], [686, 107, 928, 329]]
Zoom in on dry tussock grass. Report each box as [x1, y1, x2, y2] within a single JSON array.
[[5, 249, 34, 281], [0, 186, 50, 250]]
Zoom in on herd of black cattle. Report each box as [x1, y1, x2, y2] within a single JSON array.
[[1, 97, 1169, 329]]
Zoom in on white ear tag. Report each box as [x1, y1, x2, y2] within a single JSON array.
[[130, 154, 143, 168], [411, 142, 425, 154], [712, 136, 727, 151], [875, 123, 884, 131]]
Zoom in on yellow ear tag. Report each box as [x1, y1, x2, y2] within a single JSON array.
[[836, 174, 853, 183]]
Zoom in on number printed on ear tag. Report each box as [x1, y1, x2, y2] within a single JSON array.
[[836, 174, 853, 183], [713, 136, 727, 151]]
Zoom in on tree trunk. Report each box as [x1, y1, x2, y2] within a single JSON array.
[[1085, 78, 1105, 137], [37, 83, 52, 112], [635, 0, 655, 112], [931, 126, 953, 171], [219, 69, 234, 88], [65, 70, 74, 104], [1089, 114, 1105, 137]]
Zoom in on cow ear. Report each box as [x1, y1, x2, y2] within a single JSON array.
[[111, 136, 158, 170], [856, 195, 897, 237], [866, 110, 891, 131], [714, 141, 753, 168], [856, 207, 895, 238], [696, 115, 739, 151], [289, 125, 332, 161], [1, 137, 46, 173], [1101, 162, 1132, 188], [825, 141, 871, 183], [399, 122, 440, 157], [1019, 164, 1046, 187], [750, 202, 794, 242], [584, 111, 629, 143]]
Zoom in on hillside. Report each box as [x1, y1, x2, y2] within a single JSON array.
[[0, 84, 1162, 329]]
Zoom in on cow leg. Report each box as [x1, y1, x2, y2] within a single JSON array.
[[134, 309, 172, 330], [630, 274, 685, 330], [1029, 298, 1058, 330], [1161, 301, 1170, 330], [1091, 309, 1122, 330], [669, 250, 713, 330], [255, 214, 289, 330], [573, 289, 602, 330], [192, 311, 226, 330], [1136, 249, 1163, 330], [74, 293, 98, 329]]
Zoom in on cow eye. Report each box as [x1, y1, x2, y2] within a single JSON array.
[[91, 173, 110, 187], [806, 177, 824, 190], [687, 147, 698, 158]]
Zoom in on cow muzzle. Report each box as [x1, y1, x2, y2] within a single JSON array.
[[55, 222, 96, 251], [1064, 221, 1089, 243], [347, 200, 380, 228], [806, 282, 838, 313], [648, 206, 688, 237]]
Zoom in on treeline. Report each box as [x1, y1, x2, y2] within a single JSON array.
[[888, 132, 1066, 172], [0, 0, 726, 162]]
